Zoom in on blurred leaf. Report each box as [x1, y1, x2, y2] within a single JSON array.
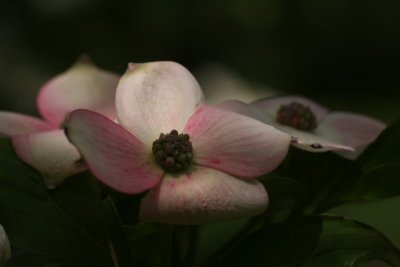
[[124, 223, 159, 242], [219, 216, 400, 267], [358, 118, 400, 174], [3, 249, 45, 267], [124, 223, 162, 267], [276, 147, 361, 213], [101, 199, 135, 267], [3, 248, 84, 267], [350, 163, 400, 201], [350, 118, 400, 200], [275, 118, 400, 212], [0, 139, 124, 266], [195, 218, 251, 267], [262, 175, 305, 223], [113, 193, 144, 226]]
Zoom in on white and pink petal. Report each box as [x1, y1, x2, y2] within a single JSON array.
[[139, 166, 268, 224], [65, 109, 163, 194], [37, 56, 119, 126], [251, 95, 328, 122], [116, 61, 204, 145], [12, 129, 86, 188], [273, 123, 355, 152], [216, 100, 264, 121], [317, 112, 386, 159], [0, 111, 54, 137], [185, 105, 291, 178]]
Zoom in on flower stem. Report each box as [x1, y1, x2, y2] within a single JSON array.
[[108, 240, 120, 267], [182, 225, 198, 267], [161, 224, 174, 267], [97, 183, 120, 267], [202, 217, 262, 267]]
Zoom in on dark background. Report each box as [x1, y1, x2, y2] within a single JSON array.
[[1, 0, 399, 263], [1, 0, 399, 120]]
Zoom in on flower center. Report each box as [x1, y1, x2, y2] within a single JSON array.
[[152, 129, 193, 172], [276, 101, 317, 131]]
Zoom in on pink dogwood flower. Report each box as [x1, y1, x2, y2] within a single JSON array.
[[0, 56, 119, 188], [65, 61, 291, 224], [218, 96, 386, 159]]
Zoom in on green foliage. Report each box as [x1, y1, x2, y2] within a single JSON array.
[[273, 147, 361, 214], [353, 118, 400, 200], [0, 139, 132, 267], [1, 118, 400, 267], [124, 223, 163, 267], [358, 118, 400, 173], [266, 117, 400, 217], [219, 216, 400, 267], [262, 175, 305, 223]]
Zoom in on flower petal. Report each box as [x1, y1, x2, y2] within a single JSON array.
[[116, 61, 204, 145], [65, 109, 163, 194], [37, 56, 119, 126], [0, 225, 11, 262], [217, 100, 264, 121], [185, 105, 291, 177], [12, 129, 86, 188], [251, 95, 328, 122], [318, 112, 386, 159], [269, 122, 356, 152], [197, 63, 278, 104], [139, 166, 268, 224], [0, 111, 54, 137], [218, 100, 354, 153], [217, 100, 339, 152]]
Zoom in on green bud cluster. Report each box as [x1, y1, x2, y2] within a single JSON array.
[[152, 129, 193, 172], [276, 101, 317, 131]]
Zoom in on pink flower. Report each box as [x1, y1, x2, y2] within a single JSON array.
[[218, 95, 386, 159], [0, 56, 119, 188], [65, 61, 291, 224]]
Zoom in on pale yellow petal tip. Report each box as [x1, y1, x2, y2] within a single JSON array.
[[0, 225, 11, 263], [127, 62, 138, 70], [125, 62, 147, 74]]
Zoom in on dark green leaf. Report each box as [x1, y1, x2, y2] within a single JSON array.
[[124, 223, 159, 242], [358, 118, 400, 174], [350, 118, 400, 200], [261, 175, 305, 223], [3, 249, 45, 267], [219, 216, 400, 267], [275, 116, 400, 211], [124, 223, 163, 267], [276, 147, 361, 213], [350, 163, 400, 201], [100, 199, 135, 267], [0, 139, 118, 266]]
